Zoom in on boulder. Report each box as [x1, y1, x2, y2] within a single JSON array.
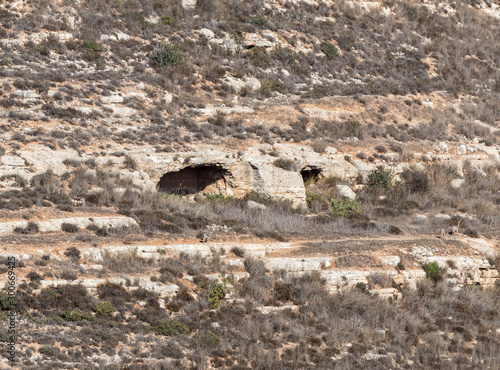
[[336, 184, 356, 200], [244, 77, 261, 92], [198, 28, 215, 39]]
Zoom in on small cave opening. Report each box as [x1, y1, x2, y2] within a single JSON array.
[[158, 165, 229, 196], [301, 167, 322, 184]]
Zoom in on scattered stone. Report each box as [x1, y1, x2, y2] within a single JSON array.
[[458, 144, 467, 155], [438, 141, 448, 153]]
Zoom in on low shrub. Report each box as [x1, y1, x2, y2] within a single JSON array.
[[93, 301, 114, 316], [64, 247, 81, 263], [62, 310, 93, 322], [195, 330, 220, 348], [154, 318, 189, 336], [231, 246, 245, 257], [27, 271, 42, 282], [61, 223, 79, 233], [423, 261, 441, 282], [320, 41, 338, 59], [367, 166, 394, 189], [273, 158, 297, 171], [14, 222, 39, 234], [150, 44, 185, 68], [60, 270, 78, 281], [204, 278, 229, 309], [401, 168, 430, 193], [331, 198, 362, 218]]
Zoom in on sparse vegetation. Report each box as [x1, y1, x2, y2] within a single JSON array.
[[320, 41, 338, 59], [273, 158, 297, 171], [331, 198, 362, 218], [367, 166, 395, 189], [1, 1, 500, 367], [423, 261, 442, 282]]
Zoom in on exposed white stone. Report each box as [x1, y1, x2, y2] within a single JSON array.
[[380, 256, 400, 266], [244, 77, 261, 92], [198, 28, 215, 39], [325, 146, 338, 154], [13, 90, 40, 100], [182, 0, 197, 9], [1, 155, 25, 166], [244, 33, 275, 48], [450, 179, 465, 189], [101, 94, 124, 104], [438, 142, 448, 153], [266, 257, 331, 271], [100, 32, 131, 41], [164, 92, 173, 104], [336, 184, 356, 200]]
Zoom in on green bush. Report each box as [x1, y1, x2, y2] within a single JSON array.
[[260, 79, 283, 97], [248, 16, 267, 26], [367, 166, 394, 189], [154, 318, 189, 336], [320, 42, 338, 59], [150, 44, 185, 68], [82, 41, 102, 53], [62, 310, 93, 321], [331, 198, 362, 218], [0, 291, 10, 310], [81, 41, 102, 62], [205, 193, 234, 202], [205, 280, 227, 309], [423, 261, 441, 282], [160, 15, 178, 26], [93, 301, 113, 316]]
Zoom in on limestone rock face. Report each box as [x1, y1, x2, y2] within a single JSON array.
[[248, 162, 307, 208]]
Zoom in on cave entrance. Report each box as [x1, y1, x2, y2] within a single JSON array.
[[301, 167, 322, 184], [158, 165, 229, 196]]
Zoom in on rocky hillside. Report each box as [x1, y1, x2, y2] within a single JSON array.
[[0, 0, 500, 369]]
